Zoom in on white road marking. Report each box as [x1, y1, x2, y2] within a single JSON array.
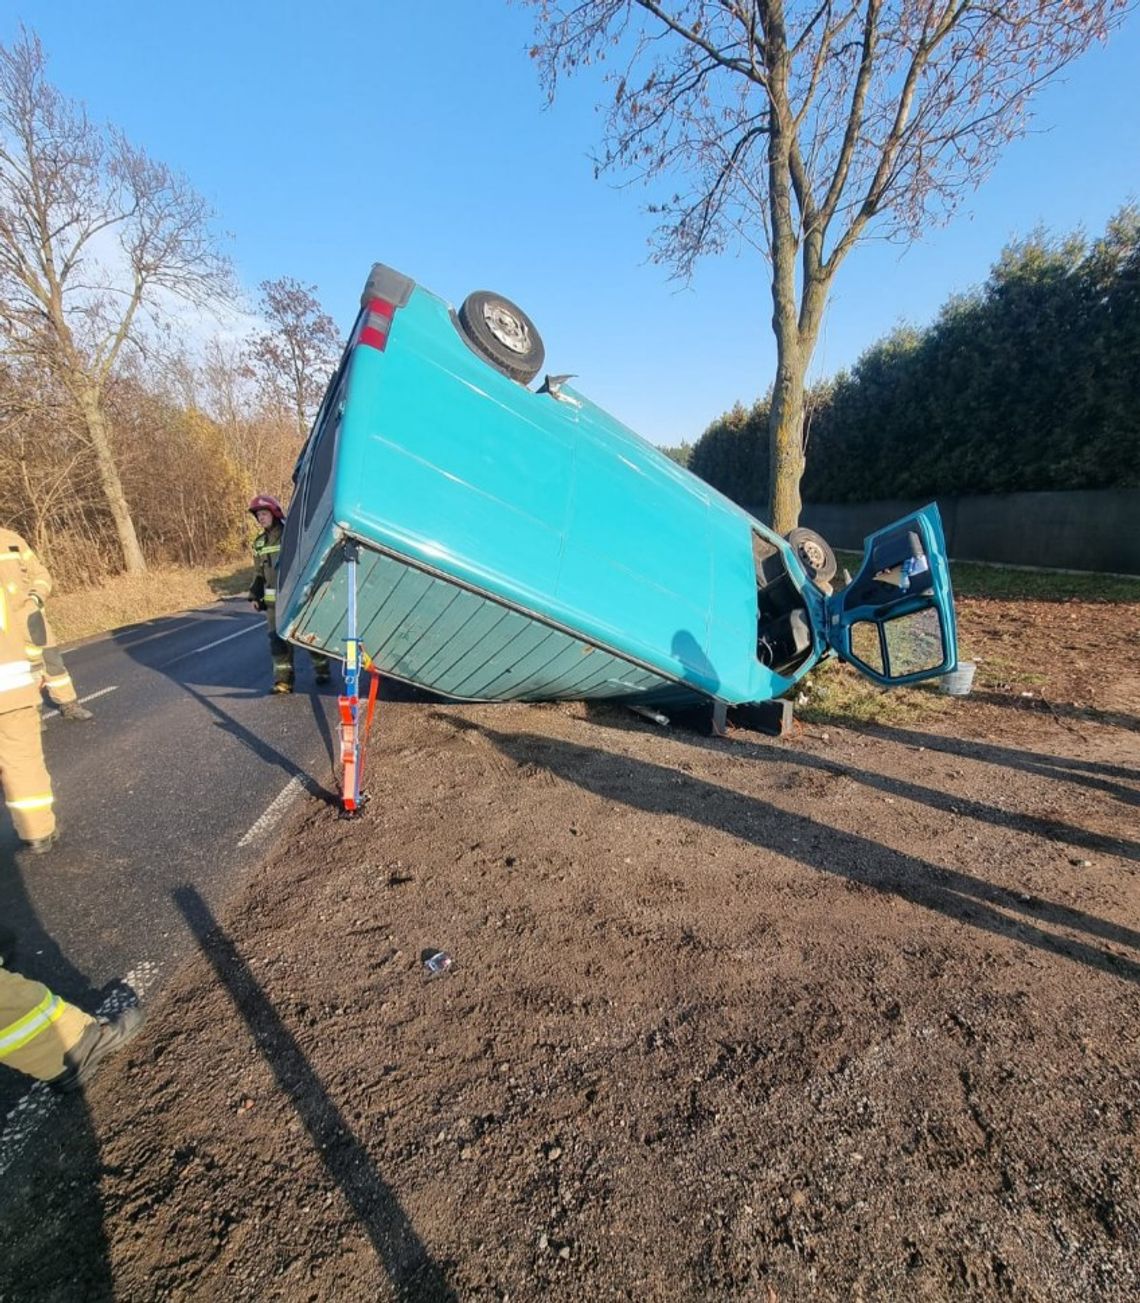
[[0, 960, 160, 1178], [160, 621, 260, 668], [43, 684, 118, 723], [64, 599, 248, 654], [238, 773, 321, 848], [110, 617, 208, 651]]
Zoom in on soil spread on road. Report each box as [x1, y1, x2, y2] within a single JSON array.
[[2, 594, 1138, 1301]]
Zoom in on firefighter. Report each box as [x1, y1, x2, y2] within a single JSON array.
[[247, 494, 330, 694], [0, 528, 93, 721], [0, 954, 144, 1090], [0, 528, 61, 852]]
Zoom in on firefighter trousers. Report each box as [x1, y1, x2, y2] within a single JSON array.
[[40, 645, 78, 706], [266, 610, 328, 686], [0, 704, 56, 841], [0, 960, 94, 1082]]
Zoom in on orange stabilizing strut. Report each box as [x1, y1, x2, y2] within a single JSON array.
[[338, 542, 381, 816]]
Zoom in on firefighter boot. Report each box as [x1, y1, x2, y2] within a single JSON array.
[[59, 701, 94, 722], [271, 650, 294, 694], [22, 828, 59, 856], [52, 1005, 146, 1093]]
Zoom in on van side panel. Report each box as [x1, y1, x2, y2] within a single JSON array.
[[289, 543, 678, 702], [556, 404, 719, 692], [338, 290, 573, 612]]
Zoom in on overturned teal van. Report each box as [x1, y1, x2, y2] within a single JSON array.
[[276, 263, 958, 713]]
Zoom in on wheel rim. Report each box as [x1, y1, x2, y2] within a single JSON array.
[[481, 301, 531, 355], [799, 539, 826, 571]]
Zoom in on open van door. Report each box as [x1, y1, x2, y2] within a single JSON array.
[[825, 504, 958, 686]]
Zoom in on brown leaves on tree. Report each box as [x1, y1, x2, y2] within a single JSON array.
[[0, 27, 329, 583]]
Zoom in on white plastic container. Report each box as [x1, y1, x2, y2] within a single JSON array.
[[940, 661, 976, 696]]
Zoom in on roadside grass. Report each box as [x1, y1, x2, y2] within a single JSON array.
[[52, 560, 254, 644], [796, 644, 1061, 727], [836, 552, 1140, 602], [796, 658, 954, 728], [972, 656, 1047, 688]]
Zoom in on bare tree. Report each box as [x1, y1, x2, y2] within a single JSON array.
[[525, 1, 1130, 531], [249, 277, 342, 442], [0, 363, 83, 555], [0, 359, 116, 581], [0, 27, 233, 572]]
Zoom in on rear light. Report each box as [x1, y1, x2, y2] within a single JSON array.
[[359, 297, 396, 351]]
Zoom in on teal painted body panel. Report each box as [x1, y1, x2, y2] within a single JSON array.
[[290, 544, 675, 702], [277, 263, 958, 708]]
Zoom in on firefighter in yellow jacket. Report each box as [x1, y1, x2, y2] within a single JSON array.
[[0, 942, 144, 1091], [0, 528, 92, 721], [0, 527, 62, 851], [248, 495, 330, 694]]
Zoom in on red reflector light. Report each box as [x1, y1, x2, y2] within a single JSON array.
[[359, 297, 396, 351]]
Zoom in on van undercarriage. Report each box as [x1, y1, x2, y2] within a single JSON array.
[[752, 532, 815, 677]]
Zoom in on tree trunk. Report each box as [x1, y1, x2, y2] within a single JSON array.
[[76, 385, 147, 574], [767, 344, 806, 535], [764, 27, 811, 540], [767, 253, 827, 535]]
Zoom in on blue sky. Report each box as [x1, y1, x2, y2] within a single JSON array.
[[3, 0, 1138, 447]]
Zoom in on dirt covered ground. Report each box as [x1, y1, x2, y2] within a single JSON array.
[[2, 593, 1138, 1301]]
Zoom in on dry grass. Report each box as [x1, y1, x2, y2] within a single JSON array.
[[796, 657, 956, 726], [51, 560, 254, 644]]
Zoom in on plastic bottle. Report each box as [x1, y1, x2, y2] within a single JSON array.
[[423, 950, 453, 977], [899, 553, 930, 593]]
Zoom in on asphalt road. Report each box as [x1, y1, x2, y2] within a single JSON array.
[[0, 598, 342, 1132]]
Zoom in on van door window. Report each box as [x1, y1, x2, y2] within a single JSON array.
[[883, 606, 945, 676], [845, 604, 947, 681], [850, 621, 884, 675], [303, 391, 344, 531]]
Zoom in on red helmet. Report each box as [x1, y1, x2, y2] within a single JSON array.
[[248, 494, 284, 522]]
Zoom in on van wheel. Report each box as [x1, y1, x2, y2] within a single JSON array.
[[457, 291, 545, 384], [786, 527, 838, 583]]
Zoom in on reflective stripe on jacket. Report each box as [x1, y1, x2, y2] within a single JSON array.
[[0, 659, 37, 692], [0, 529, 53, 712], [250, 523, 285, 607]]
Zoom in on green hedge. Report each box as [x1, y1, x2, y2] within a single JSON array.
[[690, 207, 1140, 507]]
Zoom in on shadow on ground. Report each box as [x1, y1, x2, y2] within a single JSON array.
[[174, 885, 456, 1300], [445, 716, 1140, 986]]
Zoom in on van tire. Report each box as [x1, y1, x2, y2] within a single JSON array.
[[786, 527, 838, 583], [457, 291, 545, 384]]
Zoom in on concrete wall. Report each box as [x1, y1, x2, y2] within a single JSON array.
[[789, 490, 1140, 575]]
